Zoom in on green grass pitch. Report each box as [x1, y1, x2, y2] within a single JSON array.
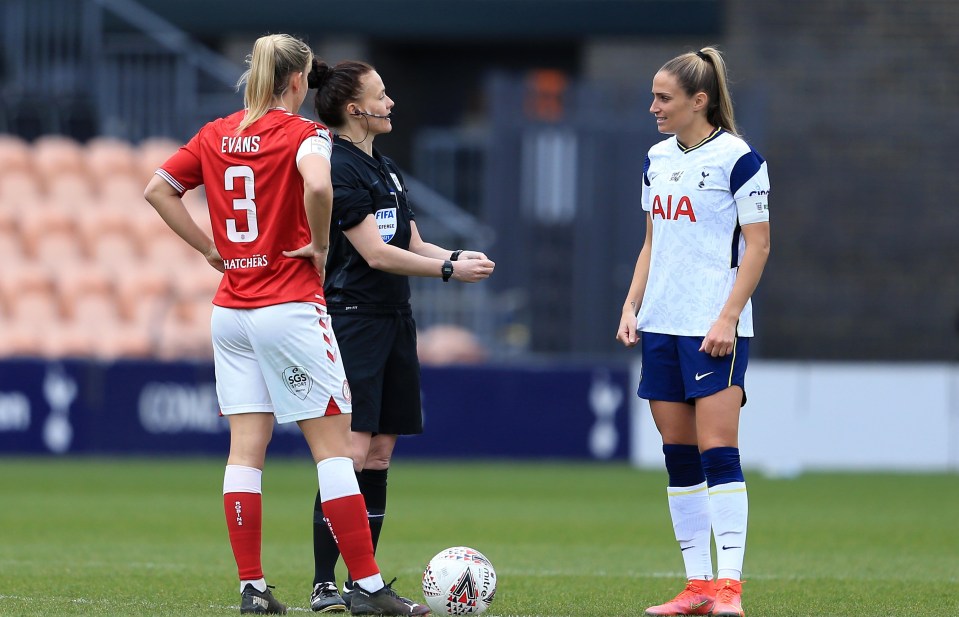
[[0, 458, 957, 616]]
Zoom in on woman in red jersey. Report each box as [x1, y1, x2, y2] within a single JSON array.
[[144, 34, 428, 617]]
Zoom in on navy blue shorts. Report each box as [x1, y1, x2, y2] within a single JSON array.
[[637, 332, 749, 406], [330, 311, 424, 435]]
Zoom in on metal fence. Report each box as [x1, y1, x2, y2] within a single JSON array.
[[0, 0, 243, 142], [414, 73, 671, 358]]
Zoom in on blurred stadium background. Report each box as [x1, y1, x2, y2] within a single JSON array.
[[0, 0, 958, 469]]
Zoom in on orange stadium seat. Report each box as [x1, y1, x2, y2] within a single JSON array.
[[30, 231, 84, 267], [89, 233, 141, 269], [55, 266, 114, 319], [114, 264, 174, 324], [18, 203, 75, 255], [142, 231, 202, 265], [0, 135, 32, 175], [0, 261, 55, 300], [0, 169, 43, 205], [46, 170, 95, 205], [0, 228, 23, 262], [94, 322, 154, 359], [173, 263, 222, 302], [154, 297, 214, 360], [99, 174, 146, 203], [136, 137, 182, 183], [32, 135, 84, 183], [0, 263, 55, 326], [0, 135, 230, 360], [85, 136, 137, 185], [8, 288, 63, 357]]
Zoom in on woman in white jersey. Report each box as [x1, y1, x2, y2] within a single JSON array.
[[616, 47, 770, 617], [144, 34, 426, 616]]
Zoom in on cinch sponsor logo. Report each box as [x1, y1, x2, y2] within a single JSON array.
[[223, 254, 269, 270], [652, 194, 697, 222], [749, 189, 769, 196]]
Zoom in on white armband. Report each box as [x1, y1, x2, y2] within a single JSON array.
[[296, 134, 332, 163]]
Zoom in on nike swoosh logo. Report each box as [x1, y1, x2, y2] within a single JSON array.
[[680, 546, 694, 551], [690, 600, 709, 609], [722, 545, 741, 550], [695, 371, 714, 381]]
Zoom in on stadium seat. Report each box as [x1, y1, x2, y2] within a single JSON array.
[[136, 137, 182, 183], [9, 288, 61, 319], [417, 324, 488, 365], [154, 297, 214, 359], [0, 228, 24, 262], [46, 170, 95, 205], [142, 231, 202, 265], [32, 135, 85, 183], [18, 204, 75, 257], [173, 263, 222, 302], [0, 170, 43, 205], [0, 135, 32, 175], [114, 265, 173, 323], [98, 174, 146, 203], [0, 262, 55, 304], [93, 322, 154, 359], [85, 137, 137, 185], [41, 322, 96, 358], [0, 134, 224, 359], [89, 233, 141, 269], [55, 266, 114, 320], [29, 231, 84, 267]]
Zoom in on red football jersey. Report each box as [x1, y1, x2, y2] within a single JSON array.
[[157, 108, 332, 308]]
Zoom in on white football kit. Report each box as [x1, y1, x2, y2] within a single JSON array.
[[637, 128, 770, 337]]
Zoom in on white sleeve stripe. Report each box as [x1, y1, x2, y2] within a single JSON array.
[[154, 169, 185, 193]]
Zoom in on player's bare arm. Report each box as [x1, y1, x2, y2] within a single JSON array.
[[699, 221, 769, 356], [144, 175, 222, 272], [617, 214, 653, 347]]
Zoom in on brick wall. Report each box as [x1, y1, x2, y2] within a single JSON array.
[[724, 0, 959, 359]]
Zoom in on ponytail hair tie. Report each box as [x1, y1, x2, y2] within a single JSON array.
[[695, 50, 709, 61], [308, 58, 331, 90]]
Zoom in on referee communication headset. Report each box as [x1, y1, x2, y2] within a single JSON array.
[[351, 109, 392, 119]]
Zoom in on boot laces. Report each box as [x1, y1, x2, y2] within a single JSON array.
[[716, 580, 742, 604]]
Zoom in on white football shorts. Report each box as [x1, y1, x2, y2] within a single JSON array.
[[211, 302, 353, 424]]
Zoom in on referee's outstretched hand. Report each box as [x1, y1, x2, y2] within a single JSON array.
[[451, 255, 495, 283]]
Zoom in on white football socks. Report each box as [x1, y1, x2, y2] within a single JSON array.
[[708, 481, 748, 581], [667, 481, 713, 580]]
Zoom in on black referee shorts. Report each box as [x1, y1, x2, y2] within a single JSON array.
[[330, 310, 423, 435]]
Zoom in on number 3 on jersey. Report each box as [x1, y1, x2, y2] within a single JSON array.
[[224, 165, 259, 243]]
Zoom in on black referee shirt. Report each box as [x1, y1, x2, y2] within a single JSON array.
[[323, 136, 416, 313]]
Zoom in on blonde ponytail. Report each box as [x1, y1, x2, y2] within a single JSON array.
[[236, 34, 313, 134], [661, 46, 739, 136]]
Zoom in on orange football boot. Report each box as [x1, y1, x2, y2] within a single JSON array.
[[644, 579, 714, 616], [710, 578, 744, 617]]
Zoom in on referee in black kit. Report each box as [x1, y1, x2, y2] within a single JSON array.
[[307, 58, 495, 613]]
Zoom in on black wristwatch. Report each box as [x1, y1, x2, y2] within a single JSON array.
[[441, 259, 454, 282]]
